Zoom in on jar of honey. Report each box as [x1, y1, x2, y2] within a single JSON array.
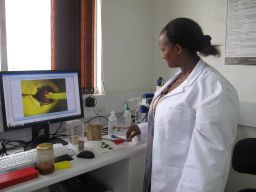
[[36, 143, 55, 175]]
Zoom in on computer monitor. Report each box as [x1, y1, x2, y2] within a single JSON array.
[[0, 70, 84, 147]]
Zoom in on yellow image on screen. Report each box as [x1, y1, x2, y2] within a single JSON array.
[[21, 79, 68, 116]]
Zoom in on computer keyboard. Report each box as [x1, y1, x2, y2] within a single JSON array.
[[0, 143, 69, 173]]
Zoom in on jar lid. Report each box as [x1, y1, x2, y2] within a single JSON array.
[[36, 143, 53, 150]]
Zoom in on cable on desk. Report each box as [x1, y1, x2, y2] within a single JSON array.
[[0, 139, 27, 156], [84, 115, 109, 123], [51, 122, 66, 138], [0, 142, 7, 156]]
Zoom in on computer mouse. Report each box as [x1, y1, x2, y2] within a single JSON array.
[[77, 150, 95, 159]]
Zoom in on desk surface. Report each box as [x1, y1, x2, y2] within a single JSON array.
[[1, 141, 146, 192]]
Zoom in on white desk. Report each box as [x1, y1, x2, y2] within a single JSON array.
[[1, 142, 146, 192]]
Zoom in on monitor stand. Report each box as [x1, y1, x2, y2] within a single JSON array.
[[27, 123, 68, 149]]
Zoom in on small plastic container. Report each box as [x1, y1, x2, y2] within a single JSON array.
[[36, 143, 55, 175], [66, 119, 85, 145]]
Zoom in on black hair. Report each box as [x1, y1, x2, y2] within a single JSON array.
[[161, 18, 220, 57]]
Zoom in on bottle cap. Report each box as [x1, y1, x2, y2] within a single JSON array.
[[125, 103, 130, 110], [157, 77, 164, 86]]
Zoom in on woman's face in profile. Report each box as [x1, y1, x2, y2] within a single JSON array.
[[158, 33, 179, 68]]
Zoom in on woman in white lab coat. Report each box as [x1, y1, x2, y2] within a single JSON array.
[[126, 18, 239, 192]]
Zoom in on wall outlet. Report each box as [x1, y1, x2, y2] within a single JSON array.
[[96, 106, 106, 114], [85, 96, 96, 107]]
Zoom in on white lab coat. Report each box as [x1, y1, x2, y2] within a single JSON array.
[[139, 59, 239, 192]]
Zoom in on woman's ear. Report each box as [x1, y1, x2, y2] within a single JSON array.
[[174, 44, 182, 55]]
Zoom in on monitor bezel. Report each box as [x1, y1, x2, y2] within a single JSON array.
[[0, 70, 84, 132]]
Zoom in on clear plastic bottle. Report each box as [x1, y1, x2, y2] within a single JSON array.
[[108, 110, 117, 136], [124, 103, 131, 127]]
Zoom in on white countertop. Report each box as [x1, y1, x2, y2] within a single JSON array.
[[1, 141, 146, 192]]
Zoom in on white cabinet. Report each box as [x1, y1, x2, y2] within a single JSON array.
[[93, 151, 146, 192]]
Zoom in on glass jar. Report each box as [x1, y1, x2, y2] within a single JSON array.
[[36, 143, 55, 175]]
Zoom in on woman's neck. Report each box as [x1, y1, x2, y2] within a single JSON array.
[[179, 54, 199, 75]]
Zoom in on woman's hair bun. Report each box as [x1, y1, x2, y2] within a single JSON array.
[[198, 35, 211, 51], [198, 35, 220, 56], [203, 35, 211, 43]]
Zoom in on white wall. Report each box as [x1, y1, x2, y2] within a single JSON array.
[[101, 0, 154, 93], [153, 0, 256, 102], [100, 0, 256, 121]]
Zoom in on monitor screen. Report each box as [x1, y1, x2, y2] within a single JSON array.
[[0, 71, 84, 131]]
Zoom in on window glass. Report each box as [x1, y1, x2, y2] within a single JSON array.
[[5, 0, 50, 71]]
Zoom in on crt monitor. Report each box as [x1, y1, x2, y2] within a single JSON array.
[[0, 70, 84, 146]]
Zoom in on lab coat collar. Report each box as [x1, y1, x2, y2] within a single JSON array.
[[184, 58, 205, 87], [157, 58, 205, 97]]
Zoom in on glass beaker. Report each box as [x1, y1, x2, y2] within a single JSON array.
[[66, 119, 85, 145]]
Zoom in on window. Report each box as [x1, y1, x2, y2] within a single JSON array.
[[0, 0, 99, 92], [5, 0, 51, 71]]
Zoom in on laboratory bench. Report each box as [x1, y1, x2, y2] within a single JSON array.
[[1, 140, 146, 192]]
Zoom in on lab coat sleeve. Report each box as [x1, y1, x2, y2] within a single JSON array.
[[176, 86, 239, 192], [137, 122, 148, 143]]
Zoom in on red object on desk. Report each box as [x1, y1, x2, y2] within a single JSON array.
[[0, 167, 38, 189], [111, 135, 126, 144], [113, 139, 125, 144]]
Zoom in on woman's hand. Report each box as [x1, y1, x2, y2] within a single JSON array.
[[126, 124, 141, 141]]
